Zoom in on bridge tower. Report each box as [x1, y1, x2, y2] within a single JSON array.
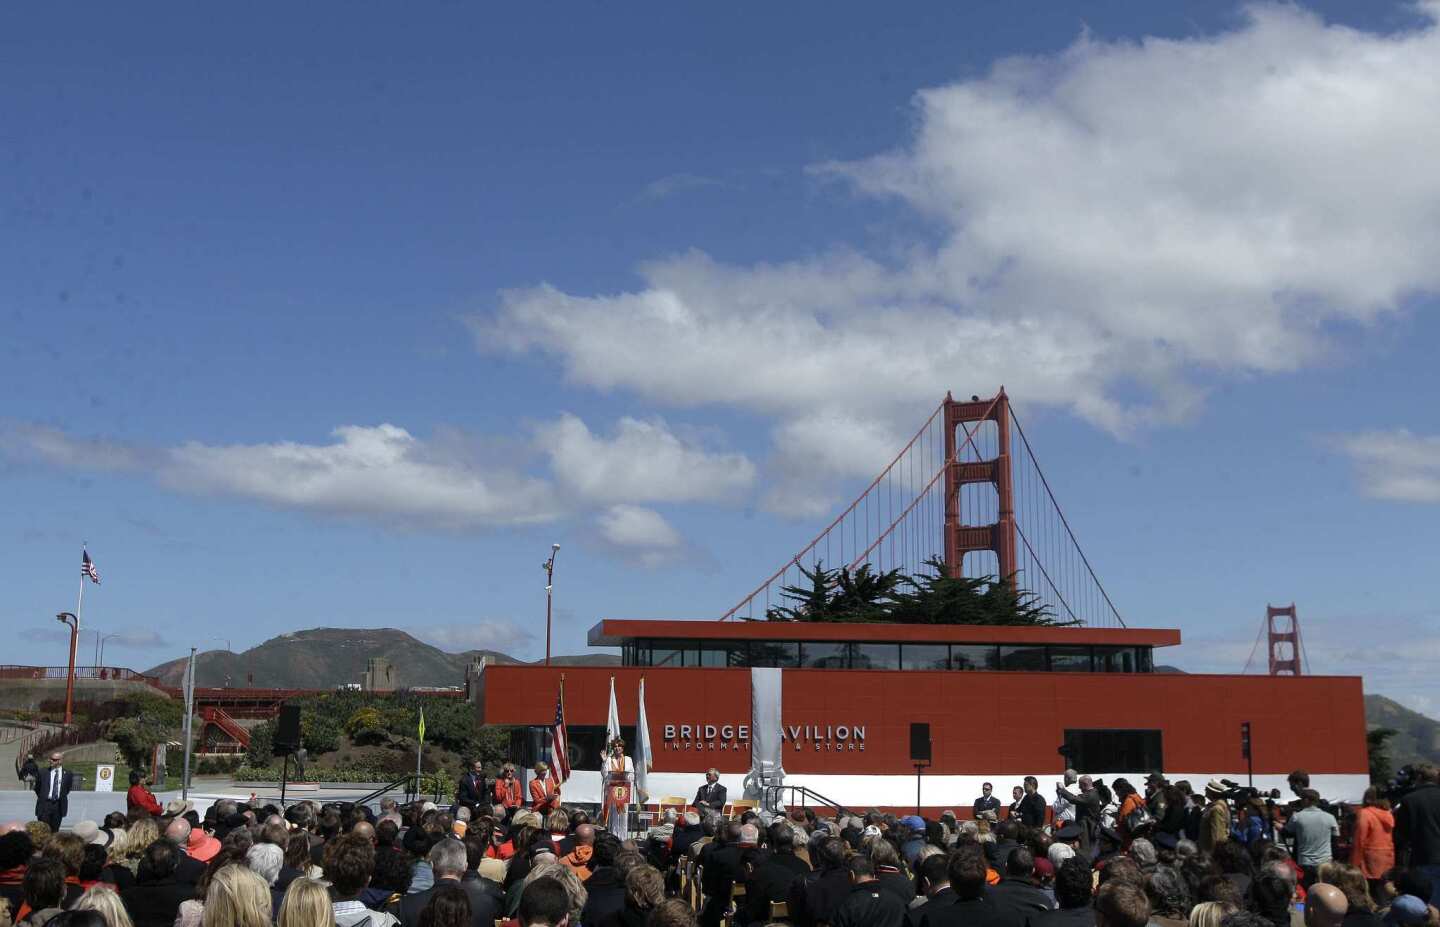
[[1266, 604, 1304, 675], [942, 389, 1017, 586]]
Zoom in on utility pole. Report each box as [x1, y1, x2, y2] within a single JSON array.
[[181, 647, 196, 798], [544, 544, 560, 665]]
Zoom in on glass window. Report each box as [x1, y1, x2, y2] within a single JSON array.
[[850, 644, 900, 670], [998, 645, 1047, 672], [901, 644, 950, 670], [649, 642, 689, 667], [698, 643, 750, 667], [1136, 647, 1154, 672], [1094, 647, 1136, 673], [1063, 729, 1163, 773], [952, 645, 999, 671], [1049, 646, 1093, 672], [800, 641, 849, 669], [748, 642, 799, 668]]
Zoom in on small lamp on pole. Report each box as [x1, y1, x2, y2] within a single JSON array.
[[544, 544, 560, 666], [56, 612, 79, 726]]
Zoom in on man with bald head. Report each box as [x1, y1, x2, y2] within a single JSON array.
[[350, 820, 376, 843], [1056, 774, 1103, 852], [1304, 883, 1349, 927], [164, 817, 207, 885], [560, 823, 595, 882]]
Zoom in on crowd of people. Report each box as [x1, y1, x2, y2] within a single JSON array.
[[1, 758, 1437, 927]]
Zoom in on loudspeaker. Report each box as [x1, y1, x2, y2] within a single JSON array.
[[273, 705, 302, 756], [909, 722, 931, 763]]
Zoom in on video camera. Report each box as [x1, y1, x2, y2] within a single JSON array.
[[1218, 779, 1282, 806], [1383, 765, 1420, 806]]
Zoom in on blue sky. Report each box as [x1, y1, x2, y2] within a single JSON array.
[[4, 1, 1438, 712]]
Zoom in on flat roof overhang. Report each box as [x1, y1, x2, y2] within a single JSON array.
[[587, 619, 1180, 648]]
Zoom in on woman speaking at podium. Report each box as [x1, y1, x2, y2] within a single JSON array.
[[600, 736, 634, 840]]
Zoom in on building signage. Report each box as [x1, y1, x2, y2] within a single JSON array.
[[661, 722, 866, 752]]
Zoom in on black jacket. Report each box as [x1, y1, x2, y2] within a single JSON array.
[[579, 867, 625, 926], [121, 879, 194, 927], [693, 782, 728, 811], [975, 795, 1003, 818], [1396, 782, 1440, 866], [986, 839, 1020, 870], [987, 878, 1054, 924], [747, 851, 810, 922], [454, 773, 487, 812], [1030, 906, 1097, 927], [671, 824, 705, 858], [394, 876, 499, 927], [875, 868, 916, 906], [173, 854, 206, 886], [788, 866, 852, 927], [833, 881, 907, 927], [922, 895, 1026, 927], [1017, 793, 1048, 828], [32, 768, 76, 820], [909, 887, 958, 927]]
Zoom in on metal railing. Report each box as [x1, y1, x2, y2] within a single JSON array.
[[763, 784, 856, 820], [352, 773, 448, 810]]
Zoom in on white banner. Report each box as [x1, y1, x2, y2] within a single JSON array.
[[95, 764, 115, 792], [747, 668, 785, 805]]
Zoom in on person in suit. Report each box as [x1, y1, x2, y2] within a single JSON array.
[[920, 846, 1023, 927], [908, 854, 956, 927], [454, 760, 487, 816], [693, 769, 727, 813], [33, 754, 74, 832], [974, 782, 1003, 820], [393, 839, 499, 927], [987, 848, 1055, 923]]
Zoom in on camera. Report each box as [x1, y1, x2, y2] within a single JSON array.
[[1218, 779, 1282, 804]]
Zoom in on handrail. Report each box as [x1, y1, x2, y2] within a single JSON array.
[[764, 784, 856, 820], [351, 773, 445, 810]]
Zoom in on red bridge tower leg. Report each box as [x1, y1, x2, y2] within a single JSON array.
[[942, 389, 1017, 588]]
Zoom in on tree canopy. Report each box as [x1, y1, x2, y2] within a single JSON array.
[[759, 558, 1077, 626]]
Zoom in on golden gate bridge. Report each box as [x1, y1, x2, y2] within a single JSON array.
[[720, 389, 1126, 628]]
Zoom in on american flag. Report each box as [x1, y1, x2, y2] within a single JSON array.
[[81, 550, 101, 585], [550, 679, 570, 785]]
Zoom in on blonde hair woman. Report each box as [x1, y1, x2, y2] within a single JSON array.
[[73, 885, 135, 927], [202, 865, 272, 927], [1189, 901, 1236, 927], [118, 819, 160, 870], [278, 878, 336, 927]]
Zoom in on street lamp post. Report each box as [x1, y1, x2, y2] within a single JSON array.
[[55, 612, 79, 726], [543, 544, 560, 666], [96, 632, 121, 668]]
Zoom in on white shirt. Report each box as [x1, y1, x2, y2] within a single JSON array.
[[49, 767, 62, 800], [1053, 787, 1075, 823]]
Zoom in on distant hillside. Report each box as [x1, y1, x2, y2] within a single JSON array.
[[144, 627, 617, 689], [1365, 694, 1440, 768]]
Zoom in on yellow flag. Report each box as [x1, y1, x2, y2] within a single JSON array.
[[418, 708, 426, 742]]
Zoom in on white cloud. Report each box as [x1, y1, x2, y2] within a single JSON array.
[[477, 4, 1440, 474], [538, 413, 755, 505], [410, 622, 533, 654], [9, 423, 561, 529], [595, 504, 684, 567], [1338, 430, 1440, 502], [641, 172, 724, 201]]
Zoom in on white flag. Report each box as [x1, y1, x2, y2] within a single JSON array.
[[606, 675, 621, 752], [636, 677, 653, 801]]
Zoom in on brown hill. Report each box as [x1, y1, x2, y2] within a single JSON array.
[[1365, 694, 1440, 768], [143, 627, 616, 689]]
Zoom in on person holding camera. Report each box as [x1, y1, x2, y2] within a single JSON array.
[[1199, 779, 1231, 854]]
